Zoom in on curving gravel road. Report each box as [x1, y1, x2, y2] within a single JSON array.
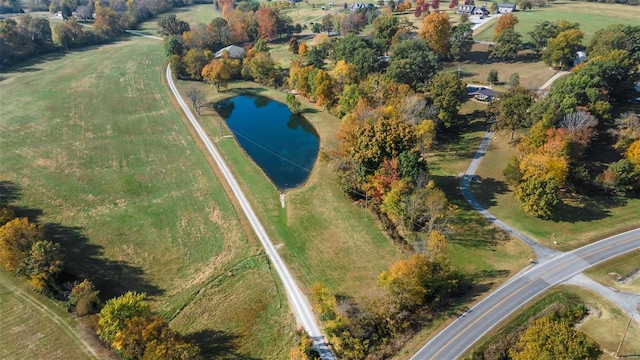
[[165, 65, 334, 359]]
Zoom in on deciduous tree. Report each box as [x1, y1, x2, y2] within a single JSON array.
[[0, 217, 43, 273], [510, 316, 601, 360], [493, 13, 518, 38], [202, 59, 231, 91], [256, 8, 277, 41], [184, 85, 206, 115], [528, 20, 559, 55], [542, 28, 583, 69], [97, 291, 151, 345], [25, 240, 63, 291], [490, 28, 522, 60], [68, 279, 100, 316], [449, 22, 474, 61], [419, 11, 451, 58], [157, 14, 190, 37], [386, 38, 440, 90], [491, 86, 535, 139], [515, 176, 559, 219], [427, 72, 467, 128]]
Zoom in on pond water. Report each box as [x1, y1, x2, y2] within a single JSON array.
[[215, 94, 319, 190]]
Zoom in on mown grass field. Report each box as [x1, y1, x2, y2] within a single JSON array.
[[464, 286, 640, 359], [0, 271, 98, 360], [0, 35, 294, 358], [585, 249, 640, 293], [471, 131, 640, 249], [474, 1, 640, 44]]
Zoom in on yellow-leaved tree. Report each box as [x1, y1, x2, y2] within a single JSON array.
[[418, 12, 451, 58]]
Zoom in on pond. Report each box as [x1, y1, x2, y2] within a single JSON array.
[[215, 94, 320, 190]]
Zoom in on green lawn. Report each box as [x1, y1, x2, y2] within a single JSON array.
[[474, 1, 640, 44], [0, 35, 294, 358], [471, 131, 640, 249], [135, 3, 222, 35], [585, 249, 640, 293], [0, 271, 97, 360], [464, 286, 640, 359]]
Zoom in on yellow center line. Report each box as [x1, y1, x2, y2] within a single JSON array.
[[427, 239, 639, 360]]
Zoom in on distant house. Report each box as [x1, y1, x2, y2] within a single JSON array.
[[456, 4, 475, 14], [214, 45, 246, 60], [456, 5, 489, 15], [467, 86, 499, 101], [497, 3, 516, 13], [473, 7, 489, 15]]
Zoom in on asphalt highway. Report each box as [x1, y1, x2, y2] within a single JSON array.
[[411, 228, 640, 360], [165, 65, 334, 359]]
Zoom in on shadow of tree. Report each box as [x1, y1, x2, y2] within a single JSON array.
[[43, 223, 164, 300], [470, 177, 510, 208], [187, 329, 259, 360], [0, 181, 21, 205]]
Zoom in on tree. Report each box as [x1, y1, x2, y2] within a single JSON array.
[[202, 59, 231, 91], [164, 36, 184, 56], [334, 33, 368, 62], [529, 20, 559, 55], [184, 85, 206, 116], [428, 72, 467, 128], [449, 22, 474, 61], [0, 217, 43, 273], [157, 14, 190, 37], [225, 9, 250, 43], [286, 94, 302, 114], [614, 112, 640, 153], [208, 17, 231, 49], [97, 291, 151, 345], [601, 159, 639, 195], [25, 240, 63, 291], [386, 39, 440, 90], [68, 279, 100, 316], [515, 176, 559, 219], [487, 69, 499, 85], [542, 28, 583, 69], [490, 28, 522, 61], [93, 1, 120, 39], [510, 316, 601, 360], [0, 207, 15, 227], [627, 139, 640, 167], [183, 49, 209, 80], [321, 13, 333, 35], [407, 186, 456, 237], [306, 45, 327, 68], [493, 13, 518, 39], [311, 69, 334, 108], [311, 22, 323, 34], [256, 8, 277, 41], [340, 12, 366, 36], [373, 15, 399, 52], [491, 86, 535, 139], [418, 12, 451, 58], [113, 316, 201, 360], [508, 72, 520, 86], [288, 37, 299, 54], [588, 24, 640, 62]]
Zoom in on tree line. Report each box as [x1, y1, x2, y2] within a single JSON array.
[[0, 202, 201, 359], [490, 22, 640, 218], [0, 0, 178, 68]]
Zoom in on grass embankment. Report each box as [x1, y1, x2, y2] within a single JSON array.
[[474, 1, 640, 44], [0, 35, 293, 358], [0, 271, 99, 360], [471, 131, 640, 249], [464, 286, 640, 359], [585, 249, 640, 293]]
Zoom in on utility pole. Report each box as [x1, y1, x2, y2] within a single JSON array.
[[615, 315, 633, 358]]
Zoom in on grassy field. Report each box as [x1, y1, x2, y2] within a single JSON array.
[[474, 1, 640, 44], [0, 271, 100, 360], [0, 35, 294, 358], [444, 43, 557, 90], [464, 286, 640, 359], [173, 79, 406, 297], [585, 249, 640, 294], [470, 130, 640, 249]]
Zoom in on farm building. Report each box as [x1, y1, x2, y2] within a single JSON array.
[[214, 45, 246, 60], [497, 3, 517, 13]]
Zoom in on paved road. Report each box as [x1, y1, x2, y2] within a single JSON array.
[[411, 129, 640, 359], [411, 228, 640, 360], [165, 65, 334, 359], [538, 70, 570, 90]]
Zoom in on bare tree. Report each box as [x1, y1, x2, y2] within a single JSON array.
[[560, 110, 598, 133], [184, 85, 206, 116], [400, 95, 427, 125]]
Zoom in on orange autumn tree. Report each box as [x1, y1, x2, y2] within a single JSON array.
[[419, 12, 451, 58], [493, 13, 518, 39]]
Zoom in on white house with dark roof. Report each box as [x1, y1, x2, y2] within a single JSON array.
[[497, 3, 516, 13]]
